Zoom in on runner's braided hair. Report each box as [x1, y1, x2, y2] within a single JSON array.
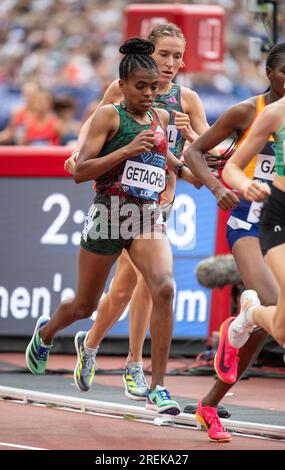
[[266, 42, 285, 69], [119, 38, 159, 79]]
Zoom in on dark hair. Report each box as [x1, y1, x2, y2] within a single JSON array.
[[119, 37, 158, 80], [266, 42, 285, 69]]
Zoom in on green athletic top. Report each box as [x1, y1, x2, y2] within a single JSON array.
[[275, 116, 285, 176], [95, 104, 167, 202], [154, 83, 185, 159]]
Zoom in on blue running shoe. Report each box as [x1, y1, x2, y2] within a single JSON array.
[[146, 385, 180, 415], [25, 315, 52, 375], [74, 331, 98, 392]]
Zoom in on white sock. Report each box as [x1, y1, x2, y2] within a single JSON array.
[[232, 303, 256, 333], [245, 305, 256, 326], [126, 361, 143, 369], [83, 333, 98, 355], [229, 306, 256, 348]]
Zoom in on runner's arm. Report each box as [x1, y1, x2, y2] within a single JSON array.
[[64, 80, 123, 174], [223, 106, 280, 199], [183, 105, 251, 209], [183, 88, 209, 137], [166, 150, 198, 185], [75, 107, 155, 183]]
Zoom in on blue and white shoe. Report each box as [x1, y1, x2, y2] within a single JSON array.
[[25, 315, 52, 375], [146, 385, 180, 415]]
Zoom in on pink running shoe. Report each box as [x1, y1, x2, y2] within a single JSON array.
[[195, 400, 231, 442], [214, 317, 239, 384]]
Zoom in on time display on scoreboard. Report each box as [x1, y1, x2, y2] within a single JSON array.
[[40, 193, 86, 246]]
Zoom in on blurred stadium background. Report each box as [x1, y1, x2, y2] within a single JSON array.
[[1, 0, 285, 133]]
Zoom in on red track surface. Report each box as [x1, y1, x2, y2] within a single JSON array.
[[1, 401, 285, 451], [1, 354, 285, 450]]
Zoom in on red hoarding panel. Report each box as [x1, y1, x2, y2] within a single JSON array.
[[0, 146, 71, 177], [125, 4, 224, 72]]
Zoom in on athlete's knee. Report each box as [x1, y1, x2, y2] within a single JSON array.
[[152, 276, 174, 306]]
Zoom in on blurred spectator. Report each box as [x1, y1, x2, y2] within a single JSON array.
[[0, 0, 124, 88], [0, 79, 40, 144], [21, 88, 59, 146], [0, 0, 285, 137], [53, 95, 80, 146]]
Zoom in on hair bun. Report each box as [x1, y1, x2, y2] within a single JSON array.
[[119, 38, 155, 56]]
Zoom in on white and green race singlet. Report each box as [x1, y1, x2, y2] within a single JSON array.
[[154, 83, 185, 159], [275, 116, 285, 176]]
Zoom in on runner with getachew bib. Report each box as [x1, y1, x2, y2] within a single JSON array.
[[26, 38, 197, 415]]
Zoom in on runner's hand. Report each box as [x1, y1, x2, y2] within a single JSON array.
[[64, 152, 78, 175], [214, 186, 240, 210], [241, 180, 271, 202], [173, 110, 197, 141], [193, 179, 203, 190], [125, 130, 155, 157]]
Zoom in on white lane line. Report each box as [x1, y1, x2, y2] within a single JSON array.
[[0, 442, 47, 450], [1, 386, 285, 440]]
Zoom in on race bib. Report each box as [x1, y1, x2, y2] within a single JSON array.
[[166, 125, 178, 151], [254, 154, 276, 181], [247, 200, 264, 224], [246, 154, 275, 223], [121, 159, 165, 201]]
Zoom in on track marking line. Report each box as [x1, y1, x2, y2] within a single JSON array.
[[0, 442, 48, 450]]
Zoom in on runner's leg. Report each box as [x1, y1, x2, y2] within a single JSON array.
[[128, 235, 174, 390], [86, 250, 137, 348], [202, 237, 278, 406], [40, 247, 117, 345]]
